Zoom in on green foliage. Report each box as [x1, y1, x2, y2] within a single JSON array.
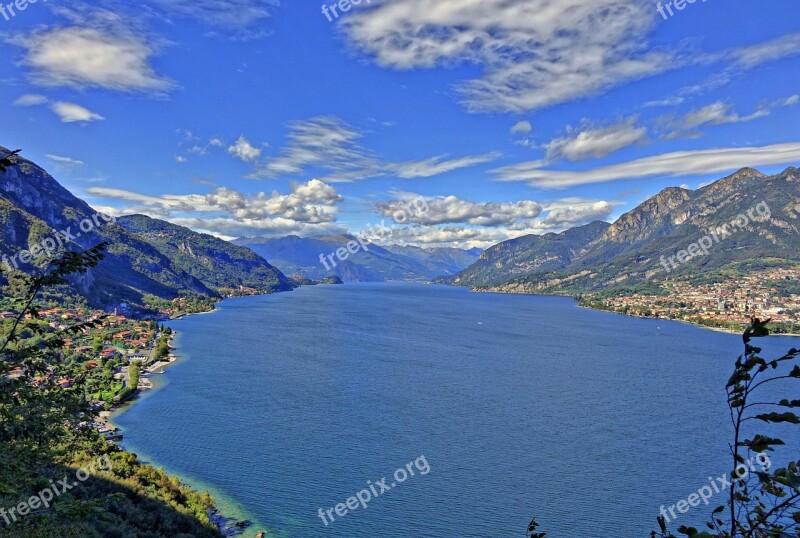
[[1, 239, 223, 537], [653, 317, 800, 538], [117, 214, 292, 293]]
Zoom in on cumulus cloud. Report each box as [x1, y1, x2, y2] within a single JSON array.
[[50, 101, 105, 123], [341, 0, 670, 113], [545, 116, 648, 162], [368, 194, 616, 248], [86, 179, 345, 237], [537, 198, 615, 228], [382, 226, 506, 248], [378, 196, 543, 227], [168, 217, 345, 239], [493, 142, 800, 188], [15, 26, 171, 91], [228, 136, 262, 162]]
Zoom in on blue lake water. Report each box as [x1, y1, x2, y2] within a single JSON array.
[[112, 283, 800, 537]]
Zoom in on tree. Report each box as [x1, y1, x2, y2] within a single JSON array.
[[654, 317, 800, 537], [528, 318, 800, 537], [0, 149, 21, 172], [1, 243, 108, 458]]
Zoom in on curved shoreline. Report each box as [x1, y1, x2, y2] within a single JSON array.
[[109, 301, 271, 538]]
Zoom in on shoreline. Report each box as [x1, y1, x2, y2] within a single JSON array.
[[108, 298, 271, 538], [574, 302, 800, 337], [465, 285, 800, 337]]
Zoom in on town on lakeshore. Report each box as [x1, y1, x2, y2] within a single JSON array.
[[580, 267, 800, 333], [1, 305, 179, 440]]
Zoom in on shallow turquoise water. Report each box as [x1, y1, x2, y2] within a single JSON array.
[[113, 283, 800, 537]]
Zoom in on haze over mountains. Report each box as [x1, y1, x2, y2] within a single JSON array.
[[235, 235, 482, 282], [0, 148, 480, 307], [3, 148, 799, 308], [445, 167, 800, 295]]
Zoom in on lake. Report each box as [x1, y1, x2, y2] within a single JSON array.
[[112, 283, 800, 537]]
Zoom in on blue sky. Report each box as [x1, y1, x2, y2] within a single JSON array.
[[1, 0, 799, 248]]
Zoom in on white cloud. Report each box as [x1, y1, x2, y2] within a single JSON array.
[[679, 33, 800, 96], [378, 196, 543, 227], [733, 32, 800, 68], [176, 156, 187, 163], [368, 194, 616, 248], [341, 0, 670, 113], [169, 217, 345, 239], [643, 96, 685, 108], [251, 116, 499, 182], [658, 101, 770, 139], [46, 154, 85, 166], [511, 121, 532, 134], [393, 153, 501, 178], [16, 26, 171, 91], [13, 94, 48, 106], [228, 136, 262, 162], [537, 198, 615, 228], [50, 101, 105, 123], [86, 179, 345, 236], [782, 94, 799, 106], [545, 116, 648, 162], [493, 142, 800, 188], [253, 116, 379, 180], [147, 0, 278, 36], [370, 200, 614, 248]]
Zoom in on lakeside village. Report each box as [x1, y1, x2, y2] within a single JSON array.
[[580, 267, 800, 333], [1, 305, 178, 442]]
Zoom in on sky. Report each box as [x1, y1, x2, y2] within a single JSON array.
[[1, 0, 799, 248]]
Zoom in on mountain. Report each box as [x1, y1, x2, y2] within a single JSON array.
[[441, 221, 611, 288], [448, 166, 800, 295], [234, 235, 481, 282], [116, 215, 293, 293], [384, 245, 482, 276], [0, 147, 288, 308]]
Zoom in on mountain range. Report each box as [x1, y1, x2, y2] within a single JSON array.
[[0, 147, 480, 309], [444, 167, 800, 295], [234, 235, 482, 282], [0, 146, 291, 308], [4, 147, 798, 308]]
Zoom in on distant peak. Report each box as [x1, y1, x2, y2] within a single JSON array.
[[651, 186, 692, 204], [727, 167, 766, 180]]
